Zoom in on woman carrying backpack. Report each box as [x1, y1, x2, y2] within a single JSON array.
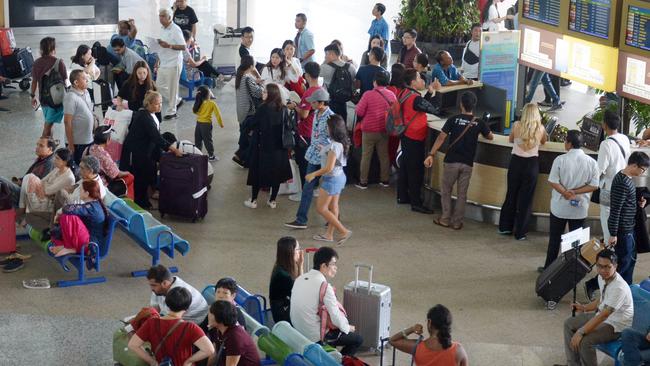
[[234, 55, 264, 168]]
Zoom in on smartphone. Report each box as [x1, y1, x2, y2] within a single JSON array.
[[33, 100, 41, 111]]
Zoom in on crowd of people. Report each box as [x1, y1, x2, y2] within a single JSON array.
[[1, 0, 650, 365]]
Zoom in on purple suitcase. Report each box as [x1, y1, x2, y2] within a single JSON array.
[[159, 151, 208, 222]]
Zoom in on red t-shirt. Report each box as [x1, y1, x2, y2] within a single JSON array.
[[136, 318, 205, 366], [212, 325, 261, 366], [297, 86, 319, 138]]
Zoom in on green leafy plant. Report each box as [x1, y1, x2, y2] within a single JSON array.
[[629, 99, 650, 137], [399, 0, 480, 43]]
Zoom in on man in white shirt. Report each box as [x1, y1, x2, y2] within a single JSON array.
[[290, 247, 363, 356], [460, 23, 481, 80], [156, 8, 185, 120], [541, 130, 599, 272], [584, 111, 631, 300], [560, 249, 633, 366], [147, 264, 209, 324]]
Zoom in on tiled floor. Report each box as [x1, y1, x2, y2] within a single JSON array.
[[0, 1, 646, 366]]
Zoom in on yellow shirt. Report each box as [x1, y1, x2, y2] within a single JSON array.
[[194, 100, 224, 127]]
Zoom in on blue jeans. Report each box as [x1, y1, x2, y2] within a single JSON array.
[[621, 328, 650, 366], [295, 163, 320, 225], [615, 232, 636, 284], [525, 70, 559, 105]]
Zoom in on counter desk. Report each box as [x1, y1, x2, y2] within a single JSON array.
[[422, 117, 650, 233]]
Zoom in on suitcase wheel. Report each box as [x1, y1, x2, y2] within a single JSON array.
[[19, 78, 30, 91]]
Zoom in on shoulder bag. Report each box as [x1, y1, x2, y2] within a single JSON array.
[[155, 319, 189, 366]]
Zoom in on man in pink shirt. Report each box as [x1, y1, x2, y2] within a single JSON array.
[[354, 70, 396, 188]]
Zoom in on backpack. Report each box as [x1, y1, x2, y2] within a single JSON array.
[[318, 280, 347, 342], [39, 59, 66, 108], [327, 62, 354, 102], [91, 41, 112, 66], [385, 89, 417, 136]]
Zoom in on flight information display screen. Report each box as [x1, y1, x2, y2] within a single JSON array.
[[625, 5, 650, 52], [568, 0, 612, 39], [522, 0, 562, 26]]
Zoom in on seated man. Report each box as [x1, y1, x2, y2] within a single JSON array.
[[559, 249, 633, 366], [431, 50, 472, 87], [182, 30, 221, 79], [214, 277, 247, 328], [290, 246, 363, 356], [207, 300, 261, 366], [147, 264, 209, 324], [111, 37, 145, 89], [621, 327, 650, 366], [0, 136, 56, 207]]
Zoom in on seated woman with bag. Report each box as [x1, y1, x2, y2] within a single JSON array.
[[85, 125, 135, 199], [129, 287, 214, 366]]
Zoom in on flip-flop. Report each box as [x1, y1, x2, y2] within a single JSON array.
[[433, 218, 450, 228], [313, 234, 333, 242], [452, 223, 463, 230], [337, 230, 353, 246]]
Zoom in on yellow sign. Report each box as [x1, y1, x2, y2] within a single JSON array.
[[557, 35, 619, 91]]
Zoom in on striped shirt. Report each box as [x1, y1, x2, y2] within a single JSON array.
[[235, 74, 264, 123], [608, 171, 637, 237]]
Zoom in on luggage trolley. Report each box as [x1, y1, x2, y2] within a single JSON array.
[[210, 24, 241, 77], [0, 47, 34, 92]]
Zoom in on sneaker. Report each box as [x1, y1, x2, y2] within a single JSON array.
[[176, 99, 185, 109], [163, 114, 178, 120], [516, 236, 527, 241], [22, 278, 51, 289], [497, 229, 512, 235], [232, 156, 245, 168], [284, 220, 307, 229], [379, 181, 390, 187], [537, 101, 553, 107], [288, 193, 302, 202], [3, 258, 24, 273], [208, 155, 218, 161], [243, 199, 257, 209], [267, 200, 277, 209], [547, 103, 564, 112], [355, 183, 368, 190]]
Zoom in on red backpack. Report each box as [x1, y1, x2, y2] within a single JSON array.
[[385, 89, 417, 136], [318, 280, 347, 342], [342, 356, 370, 366]]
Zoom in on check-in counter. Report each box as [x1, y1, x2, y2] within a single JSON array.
[[422, 117, 650, 232]]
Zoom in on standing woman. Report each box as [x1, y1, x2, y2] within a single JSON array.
[[69, 45, 100, 103], [116, 61, 158, 115], [306, 115, 352, 245], [498, 103, 547, 240], [360, 35, 388, 69], [261, 48, 290, 102], [282, 40, 305, 97], [234, 55, 265, 167], [269, 236, 304, 323], [482, 0, 513, 32], [119, 91, 182, 209], [244, 83, 292, 209]]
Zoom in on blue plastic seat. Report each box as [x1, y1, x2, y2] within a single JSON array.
[[179, 64, 214, 100], [594, 284, 650, 365], [50, 213, 124, 287]]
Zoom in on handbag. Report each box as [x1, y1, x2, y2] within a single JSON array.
[[155, 319, 189, 366], [107, 178, 128, 197], [591, 137, 627, 204], [281, 107, 296, 149]]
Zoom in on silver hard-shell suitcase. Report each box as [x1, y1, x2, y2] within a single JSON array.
[[343, 263, 391, 351]]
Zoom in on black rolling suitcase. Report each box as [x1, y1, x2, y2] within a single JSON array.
[[159, 151, 209, 222], [92, 79, 113, 115], [536, 249, 591, 307], [2, 47, 34, 78]]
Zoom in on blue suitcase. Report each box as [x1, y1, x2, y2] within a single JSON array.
[[2, 47, 33, 78]]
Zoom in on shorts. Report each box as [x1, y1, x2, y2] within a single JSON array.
[[320, 174, 346, 196], [42, 105, 64, 124]]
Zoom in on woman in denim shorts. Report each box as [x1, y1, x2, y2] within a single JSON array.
[[305, 114, 352, 245]]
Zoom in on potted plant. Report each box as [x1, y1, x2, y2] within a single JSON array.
[[391, 13, 404, 54], [629, 99, 650, 137]]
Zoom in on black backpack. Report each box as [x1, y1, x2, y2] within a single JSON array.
[[91, 41, 112, 66], [327, 62, 353, 102], [40, 59, 66, 108]]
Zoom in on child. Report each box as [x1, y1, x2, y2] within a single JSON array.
[[305, 114, 352, 245], [49, 179, 108, 257], [193, 85, 224, 161]]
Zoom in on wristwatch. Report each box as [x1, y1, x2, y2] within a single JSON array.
[[30, 93, 36, 98], [577, 328, 585, 336]]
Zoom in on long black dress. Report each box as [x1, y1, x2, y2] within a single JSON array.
[[119, 109, 170, 208], [246, 104, 292, 193]]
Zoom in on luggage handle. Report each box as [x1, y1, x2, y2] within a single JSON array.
[[354, 263, 373, 294]]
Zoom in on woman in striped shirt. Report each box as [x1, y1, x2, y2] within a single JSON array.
[[233, 55, 264, 167]]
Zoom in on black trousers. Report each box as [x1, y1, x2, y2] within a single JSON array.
[[197, 62, 221, 78], [324, 330, 363, 357], [544, 213, 585, 268], [294, 136, 311, 186], [397, 136, 425, 207], [252, 183, 280, 201], [72, 143, 92, 165], [194, 122, 214, 156], [329, 100, 348, 122], [498, 155, 539, 239], [235, 115, 255, 165]]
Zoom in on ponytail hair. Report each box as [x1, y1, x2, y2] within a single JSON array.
[[193, 85, 211, 114], [427, 304, 453, 349]]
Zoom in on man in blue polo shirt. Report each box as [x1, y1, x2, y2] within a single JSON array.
[[368, 3, 389, 52]]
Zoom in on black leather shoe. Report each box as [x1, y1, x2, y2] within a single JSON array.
[[411, 205, 433, 214], [397, 198, 410, 205]]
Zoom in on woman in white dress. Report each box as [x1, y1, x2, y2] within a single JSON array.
[[282, 40, 305, 97], [261, 48, 290, 103], [482, 0, 514, 32]]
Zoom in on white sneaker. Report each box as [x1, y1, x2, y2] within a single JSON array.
[[267, 200, 277, 209], [288, 193, 302, 202], [244, 199, 257, 209], [313, 190, 319, 198]]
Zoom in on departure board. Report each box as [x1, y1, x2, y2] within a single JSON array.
[[522, 0, 562, 26], [568, 0, 612, 39], [625, 5, 650, 51]]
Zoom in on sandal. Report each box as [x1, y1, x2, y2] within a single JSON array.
[[433, 217, 450, 228], [337, 230, 353, 246], [313, 234, 333, 242], [452, 223, 463, 230]]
